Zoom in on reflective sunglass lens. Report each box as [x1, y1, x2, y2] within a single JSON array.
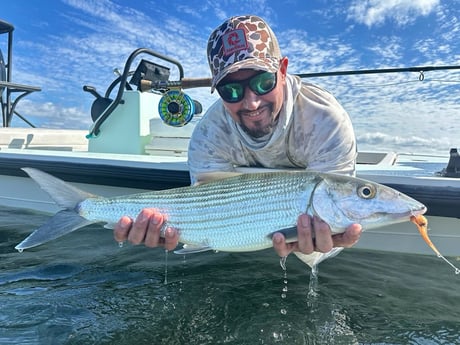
[[217, 84, 243, 102], [251, 72, 276, 94]]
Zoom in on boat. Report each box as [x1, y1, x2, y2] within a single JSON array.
[[1, 35, 459, 258]]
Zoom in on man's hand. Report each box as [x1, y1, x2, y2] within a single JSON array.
[[272, 214, 362, 257], [113, 208, 179, 251]]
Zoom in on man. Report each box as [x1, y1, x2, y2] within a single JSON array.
[[114, 15, 362, 257]]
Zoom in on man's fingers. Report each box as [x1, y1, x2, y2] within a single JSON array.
[[164, 227, 180, 251], [113, 216, 133, 242], [128, 209, 154, 245], [332, 224, 362, 248], [144, 212, 164, 247], [296, 214, 314, 254], [313, 216, 333, 252], [272, 232, 294, 257]]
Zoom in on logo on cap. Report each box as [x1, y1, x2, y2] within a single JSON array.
[[222, 29, 248, 56]]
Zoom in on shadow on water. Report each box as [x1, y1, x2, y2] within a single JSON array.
[[1, 207, 459, 344]]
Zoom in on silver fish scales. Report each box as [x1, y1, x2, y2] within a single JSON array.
[[79, 172, 318, 252]]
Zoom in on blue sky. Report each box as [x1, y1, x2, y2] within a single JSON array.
[[1, 0, 459, 154]]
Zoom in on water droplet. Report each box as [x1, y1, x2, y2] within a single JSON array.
[[164, 250, 169, 285], [272, 332, 283, 340], [17, 248, 23, 253], [279, 256, 287, 270], [280, 258, 289, 301], [280, 308, 287, 315]]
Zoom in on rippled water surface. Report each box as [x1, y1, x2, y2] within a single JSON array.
[[1, 207, 459, 345]]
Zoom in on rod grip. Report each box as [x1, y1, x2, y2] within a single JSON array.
[[140, 78, 212, 92], [180, 78, 212, 89]]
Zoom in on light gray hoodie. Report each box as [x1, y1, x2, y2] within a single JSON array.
[[188, 74, 357, 184]]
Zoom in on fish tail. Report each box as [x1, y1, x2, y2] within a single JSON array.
[[15, 210, 94, 251], [15, 168, 97, 251]]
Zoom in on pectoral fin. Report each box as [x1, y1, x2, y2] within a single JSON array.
[[267, 226, 298, 243], [174, 244, 213, 254], [294, 248, 344, 268]]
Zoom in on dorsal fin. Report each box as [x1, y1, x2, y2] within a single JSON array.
[[22, 168, 96, 209]]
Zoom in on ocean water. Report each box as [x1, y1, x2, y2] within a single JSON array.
[[1, 206, 459, 345]]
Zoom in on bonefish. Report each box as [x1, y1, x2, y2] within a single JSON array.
[[16, 168, 427, 267]]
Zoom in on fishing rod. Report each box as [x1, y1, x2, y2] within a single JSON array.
[[141, 64, 460, 90], [296, 65, 460, 79]]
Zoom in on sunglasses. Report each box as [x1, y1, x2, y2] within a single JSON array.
[[216, 71, 277, 103]]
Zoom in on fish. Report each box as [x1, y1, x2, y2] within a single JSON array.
[[16, 168, 427, 268]]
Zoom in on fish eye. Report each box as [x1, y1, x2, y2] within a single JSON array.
[[357, 184, 376, 199]]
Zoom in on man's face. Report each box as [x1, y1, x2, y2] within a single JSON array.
[[219, 58, 288, 138]]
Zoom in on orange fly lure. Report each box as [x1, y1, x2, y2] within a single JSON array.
[[410, 215, 460, 274]]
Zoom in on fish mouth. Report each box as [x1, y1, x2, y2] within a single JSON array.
[[412, 205, 428, 216], [387, 205, 427, 219], [368, 205, 427, 221]]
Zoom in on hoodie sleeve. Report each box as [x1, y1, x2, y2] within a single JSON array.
[[288, 82, 357, 176]]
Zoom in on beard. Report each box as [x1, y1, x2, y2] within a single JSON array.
[[237, 104, 277, 138], [239, 119, 276, 138]]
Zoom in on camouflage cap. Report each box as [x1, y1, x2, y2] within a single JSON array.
[[207, 15, 282, 92]]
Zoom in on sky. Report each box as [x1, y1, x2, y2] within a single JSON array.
[[1, 0, 459, 154]]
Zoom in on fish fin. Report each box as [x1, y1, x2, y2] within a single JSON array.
[[17, 168, 98, 251], [22, 168, 96, 208], [195, 171, 243, 185], [267, 226, 298, 243], [294, 247, 344, 268], [174, 244, 213, 254], [15, 210, 94, 251]]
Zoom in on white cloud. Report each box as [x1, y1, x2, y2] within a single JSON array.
[[347, 0, 440, 27], [6, 0, 459, 157], [365, 36, 403, 64]]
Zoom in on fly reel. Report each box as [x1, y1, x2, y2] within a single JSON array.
[[158, 90, 195, 127]]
